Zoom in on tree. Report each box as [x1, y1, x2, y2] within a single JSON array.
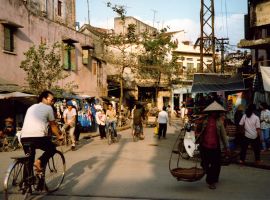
[[139, 27, 178, 103], [103, 3, 139, 113], [20, 42, 77, 94]]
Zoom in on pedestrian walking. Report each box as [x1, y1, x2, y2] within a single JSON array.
[[239, 104, 261, 165], [199, 101, 229, 190], [62, 101, 77, 150], [157, 106, 169, 139], [96, 109, 107, 139], [259, 102, 270, 151]]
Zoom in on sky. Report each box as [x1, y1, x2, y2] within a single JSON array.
[[76, 0, 247, 50]]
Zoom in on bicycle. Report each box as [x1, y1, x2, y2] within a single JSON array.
[[106, 121, 117, 145], [132, 124, 144, 142], [3, 142, 66, 200]]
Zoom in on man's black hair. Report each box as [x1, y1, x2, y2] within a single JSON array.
[[38, 90, 54, 102]]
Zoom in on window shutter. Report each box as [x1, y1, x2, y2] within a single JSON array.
[[82, 49, 89, 65], [4, 27, 14, 52], [63, 48, 69, 70], [70, 47, 77, 71]]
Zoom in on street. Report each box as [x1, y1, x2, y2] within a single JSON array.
[[1, 121, 270, 200]]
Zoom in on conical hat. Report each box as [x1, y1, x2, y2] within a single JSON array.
[[203, 101, 226, 112]]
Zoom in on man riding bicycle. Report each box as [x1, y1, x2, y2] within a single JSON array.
[[21, 90, 63, 173], [132, 104, 145, 139], [106, 103, 117, 138]]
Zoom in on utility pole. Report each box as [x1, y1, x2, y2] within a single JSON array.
[[216, 38, 229, 73], [152, 9, 157, 28], [196, 0, 216, 73]]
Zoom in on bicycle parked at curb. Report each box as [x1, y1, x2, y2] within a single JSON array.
[[3, 142, 66, 200]]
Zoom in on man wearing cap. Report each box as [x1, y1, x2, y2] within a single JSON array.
[[199, 101, 229, 190], [62, 101, 77, 150]]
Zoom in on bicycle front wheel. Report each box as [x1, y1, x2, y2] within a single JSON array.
[[44, 150, 66, 192], [3, 160, 26, 200], [107, 129, 112, 145]]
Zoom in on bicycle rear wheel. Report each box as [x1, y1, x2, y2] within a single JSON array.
[[107, 129, 112, 145], [44, 150, 66, 192], [3, 160, 27, 200]]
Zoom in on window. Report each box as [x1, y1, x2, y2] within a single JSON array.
[[186, 58, 193, 61], [187, 63, 194, 69], [4, 26, 14, 52], [197, 63, 200, 72], [63, 44, 76, 71], [57, 0, 62, 16]]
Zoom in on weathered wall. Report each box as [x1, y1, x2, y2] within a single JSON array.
[[0, 0, 107, 96]]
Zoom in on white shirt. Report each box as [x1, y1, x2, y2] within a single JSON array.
[[157, 110, 169, 124], [63, 108, 76, 124], [21, 103, 55, 138], [96, 112, 106, 126], [260, 109, 270, 129], [239, 113, 260, 139]]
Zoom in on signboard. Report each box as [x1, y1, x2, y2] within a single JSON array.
[[255, 2, 270, 26]]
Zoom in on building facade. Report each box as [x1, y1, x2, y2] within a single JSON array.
[[238, 0, 270, 66], [0, 0, 107, 97], [171, 33, 214, 111]]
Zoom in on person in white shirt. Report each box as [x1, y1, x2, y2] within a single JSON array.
[[62, 101, 77, 150], [96, 109, 107, 139], [239, 104, 261, 165], [21, 91, 63, 172], [259, 102, 270, 151], [157, 106, 169, 139]]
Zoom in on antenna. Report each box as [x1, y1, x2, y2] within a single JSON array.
[[151, 9, 157, 28], [87, 0, 90, 25]]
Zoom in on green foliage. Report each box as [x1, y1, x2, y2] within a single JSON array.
[[139, 27, 178, 82], [20, 42, 77, 94], [107, 2, 126, 21]]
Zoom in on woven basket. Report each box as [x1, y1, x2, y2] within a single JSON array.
[[171, 167, 205, 182]]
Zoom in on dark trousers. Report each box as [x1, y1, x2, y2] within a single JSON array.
[[21, 137, 56, 169], [158, 123, 167, 138], [200, 146, 221, 185], [99, 124, 106, 138], [240, 136, 261, 161]]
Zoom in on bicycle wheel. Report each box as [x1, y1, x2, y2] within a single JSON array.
[[3, 160, 27, 200], [44, 150, 66, 192], [107, 129, 112, 145]]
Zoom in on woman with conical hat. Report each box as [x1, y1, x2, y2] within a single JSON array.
[[199, 101, 229, 190]]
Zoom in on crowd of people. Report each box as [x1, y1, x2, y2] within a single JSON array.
[[2, 90, 270, 191]]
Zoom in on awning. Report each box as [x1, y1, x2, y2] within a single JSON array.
[[238, 38, 270, 49], [0, 19, 24, 28], [191, 73, 245, 93], [62, 37, 79, 44]]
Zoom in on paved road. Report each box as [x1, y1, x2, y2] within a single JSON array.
[[1, 121, 270, 200]]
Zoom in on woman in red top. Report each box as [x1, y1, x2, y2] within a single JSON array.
[[199, 101, 229, 190]]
